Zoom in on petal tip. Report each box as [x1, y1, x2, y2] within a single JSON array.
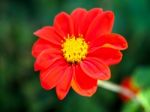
[[41, 81, 51, 90], [89, 8, 103, 12], [56, 91, 66, 100]]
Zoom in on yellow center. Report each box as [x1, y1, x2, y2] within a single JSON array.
[[62, 35, 88, 63]]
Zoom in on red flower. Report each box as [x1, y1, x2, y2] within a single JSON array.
[[32, 8, 128, 100], [120, 77, 140, 102]]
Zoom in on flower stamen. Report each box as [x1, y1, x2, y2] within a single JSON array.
[[62, 35, 88, 63]]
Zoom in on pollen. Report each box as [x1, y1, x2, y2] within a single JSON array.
[[62, 35, 88, 63]]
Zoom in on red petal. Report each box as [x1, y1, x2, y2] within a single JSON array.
[[40, 60, 68, 90], [34, 48, 62, 71], [56, 66, 73, 100], [88, 47, 122, 66], [34, 26, 62, 45], [71, 65, 97, 96], [32, 39, 52, 58], [80, 57, 111, 80], [71, 8, 87, 36], [54, 12, 74, 37], [85, 11, 114, 42], [79, 8, 103, 35], [91, 33, 128, 50]]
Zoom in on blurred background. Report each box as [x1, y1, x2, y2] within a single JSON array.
[[0, 0, 150, 112]]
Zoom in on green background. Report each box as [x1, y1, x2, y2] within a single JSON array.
[[0, 0, 150, 112]]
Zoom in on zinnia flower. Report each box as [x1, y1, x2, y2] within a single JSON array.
[[120, 77, 140, 102], [32, 8, 128, 100]]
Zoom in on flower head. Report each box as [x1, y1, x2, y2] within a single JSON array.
[[32, 8, 128, 100], [120, 77, 140, 102]]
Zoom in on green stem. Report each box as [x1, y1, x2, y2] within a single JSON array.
[[98, 80, 150, 111], [98, 80, 140, 103]]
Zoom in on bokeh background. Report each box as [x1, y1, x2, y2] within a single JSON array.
[[1, 0, 150, 112]]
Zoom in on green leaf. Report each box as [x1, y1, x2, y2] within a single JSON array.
[[137, 89, 150, 112], [121, 100, 141, 112]]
